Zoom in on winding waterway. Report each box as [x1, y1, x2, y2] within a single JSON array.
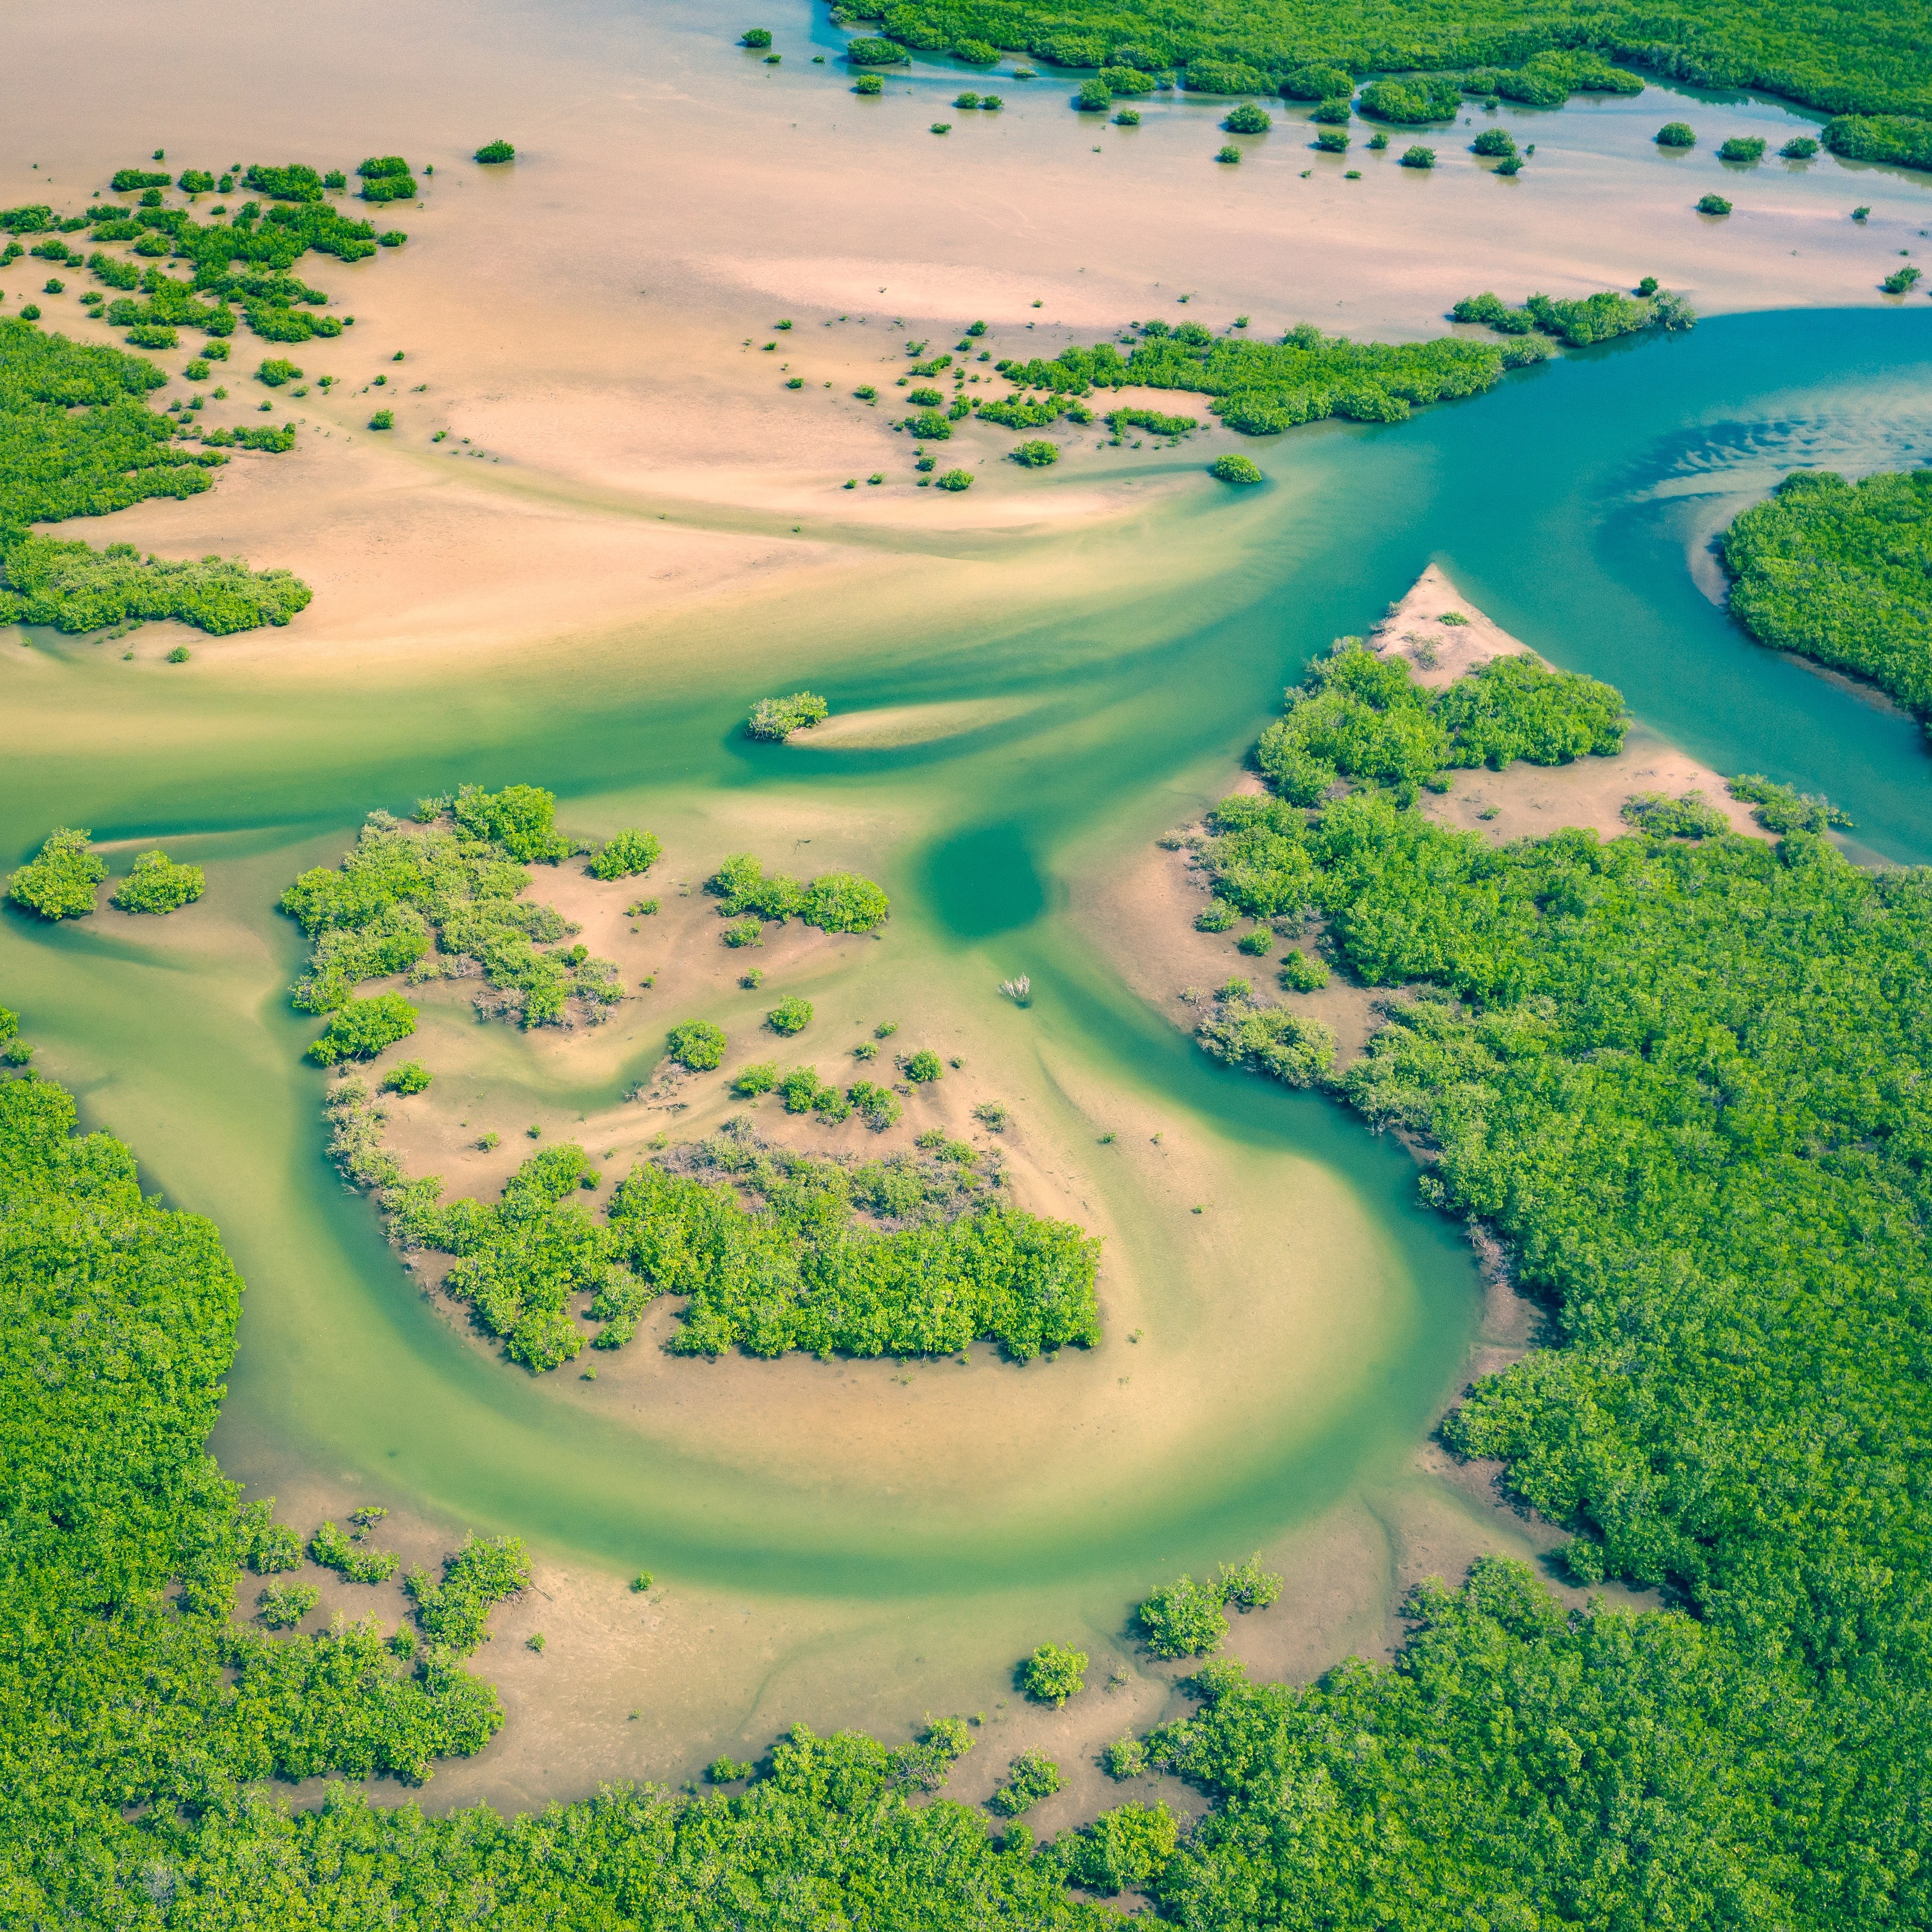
[[3, 305, 1929, 1789]]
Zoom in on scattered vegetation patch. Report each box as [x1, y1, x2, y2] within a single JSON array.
[[705, 851, 890, 933], [278, 787, 621, 1034], [340, 1112, 1100, 1368]]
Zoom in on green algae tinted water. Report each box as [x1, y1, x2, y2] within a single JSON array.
[[2, 308, 1928, 1646]]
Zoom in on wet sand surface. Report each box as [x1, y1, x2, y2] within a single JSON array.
[[0, 0, 1893, 1827]]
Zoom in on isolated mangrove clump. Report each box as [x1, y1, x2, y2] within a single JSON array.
[[1654, 121, 1696, 146], [589, 829, 663, 879], [1210, 454, 1263, 485], [746, 691, 830, 740], [6, 827, 107, 921], [667, 1020, 727, 1071], [1020, 1642, 1088, 1707], [1697, 193, 1733, 214], [111, 849, 205, 914], [473, 139, 516, 163], [1137, 1555, 1284, 1657], [988, 1748, 1062, 1816]]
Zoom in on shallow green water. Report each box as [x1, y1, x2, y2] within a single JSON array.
[[3, 308, 1928, 1635]]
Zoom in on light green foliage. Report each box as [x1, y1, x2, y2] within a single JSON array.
[[848, 1079, 902, 1129], [406, 1535, 532, 1649], [936, 467, 974, 489], [1235, 927, 1272, 955], [1195, 900, 1239, 932], [846, 36, 905, 64], [1452, 286, 1693, 344], [667, 1020, 727, 1071], [381, 1059, 432, 1095], [589, 827, 662, 879], [825, 1, 1916, 123], [1223, 102, 1272, 132], [1195, 989, 1335, 1087], [1101, 1733, 1148, 1778], [1359, 75, 1462, 120], [709, 1754, 755, 1781], [854, 72, 885, 93], [1137, 1575, 1229, 1655], [308, 1520, 401, 1585], [767, 995, 813, 1036], [1697, 192, 1733, 213], [1719, 134, 1767, 160], [1256, 640, 1623, 806], [0, 534, 310, 634], [1076, 78, 1112, 110], [1655, 118, 1697, 144], [1720, 468, 1932, 731], [1471, 126, 1517, 154], [279, 794, 613, 1029], [999, 315, 1552, 442], [1109, 406, 1200, 436], [0, 1067, 532, 1914], [1210, 453, 1262, 483], [110, 848, 205, 913], [732, 1061, 779, 1096], [257, 1581, 319, 1628], [255, 356, 301, 386], [1278, 948, 1329, 991], [989, 1748, 1062, 1815], [473, 139, 516, 162], [1398, 143, 1437, 166], [1621, 789, 1729, 838], [357, 155, 419, 204], [903, 1048, 943, 1083], [1012, 438, 1059, 466], [368, 1119, 1099, 1364], [238, 1500, 304, 1574], [706, 851, 890, 933], [746, 689, 831, 739], [1021, 1642, 1089, 1706], [8, 827, 106, 921], [1047, 1800, 1178, 1894], [306, 993, 417, 1066], [1727, 772, 1852, 835]]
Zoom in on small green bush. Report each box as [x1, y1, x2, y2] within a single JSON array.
[[1399, 145, 1436, 169], [1881, 265, 1923, 294], [474, 140, 516, 163], [368, 408, 394, 429], [903, 1049, 943, 1083], [853, 73, 884, 95], [1279, 950, 1329, 991], [1223, 104, 1272, 134], [1697, 193, 1733, 214], [1236, 927, 1272, 956], [848, 1079, 901, 1130], [954, 92, 981, 110], [167, 645, 191, 663], [989, 1749, 1062, 1816], [739, 29, 772, 48], [1138, 1574, 1231, 1656], [1114, 109, 1141, 126], [256, 357, 301, 386], [746, 691, 829, 740], [1210, 454, 1263, 484], [767, 996, 813, 1036], [667, 1020, 727, 1071], [1020, 1642, 1088, 1706], [1214, 144, 1242, 163], [1718, 136, 1766, 162], [590, 829, 662, 879], [1621, 790, 1730, 838], [723, 918, 764, 948], [7, 828, 106, 921], [846, 37, 903, 65], [936, 468, 973, 490], [1011, 439, 1058, 467], [1314, 128, 1349, 152], [1195, 900, 1239, 932], [1471, 128, 1517, 157], [1076, 80, 1111, 112], [111, 849, 204, 914], [307, 994, 418, 1066], [256, 1582, 319, 1629], [1781, 136, 1820, 159], [1654, 122, 1696, 148], [1366, 131, 1388, 150], [382, 1060, 433, 1095], [732, 1062, 780, 1096]]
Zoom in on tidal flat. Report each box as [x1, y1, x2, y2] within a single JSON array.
[[5, 0, 1932, 1832]]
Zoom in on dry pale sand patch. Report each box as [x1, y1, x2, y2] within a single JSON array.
[[1373, 564, 1765, 844], [785, 696, 1038, 749]]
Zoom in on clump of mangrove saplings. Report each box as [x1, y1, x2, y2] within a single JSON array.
[[746, 691, 830, 740]]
